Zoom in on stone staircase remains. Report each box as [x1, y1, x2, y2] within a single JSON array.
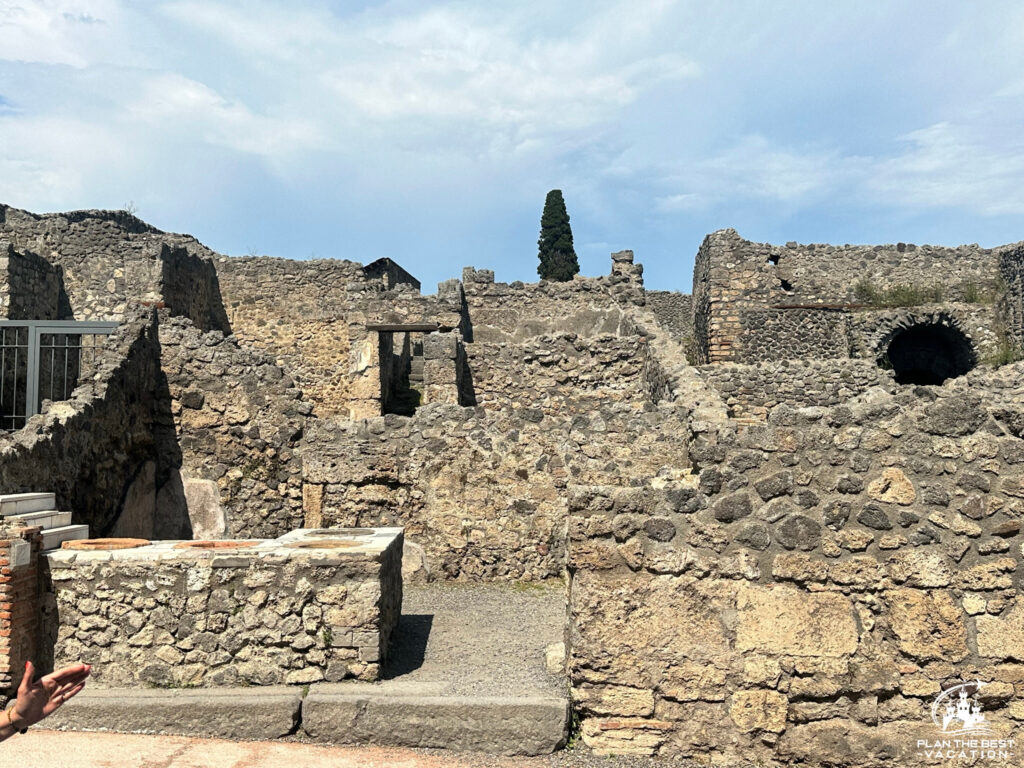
[[0, 492, 88, 549]]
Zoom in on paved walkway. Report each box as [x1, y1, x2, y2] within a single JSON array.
[[4, 730, 543, 768]]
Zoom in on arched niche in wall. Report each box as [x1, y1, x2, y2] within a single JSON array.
[[869, 311, 977, 385]]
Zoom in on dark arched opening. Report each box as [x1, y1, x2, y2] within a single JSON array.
[[884, 323, 976, 385]]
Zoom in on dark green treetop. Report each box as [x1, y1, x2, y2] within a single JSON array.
[[537, 189, 579, 282]]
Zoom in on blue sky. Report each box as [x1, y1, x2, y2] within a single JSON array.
[[2, 1, 1024, 292]]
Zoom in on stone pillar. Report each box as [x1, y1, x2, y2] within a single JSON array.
[[0, 524, 42, 696], [609, 250, 645, 306], [421, 331, 460, 405], [345, 324, 383, 420]]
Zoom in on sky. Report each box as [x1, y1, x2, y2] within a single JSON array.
[[2, 2, 1024, 293]]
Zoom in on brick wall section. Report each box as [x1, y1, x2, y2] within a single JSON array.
[[461, 251, 643, 345], [465, 335, 666, 414], [0, 525, 41, 696], [697, 359, 896, 420], [302, 397, 688, 581], [156, 313, 312, 540]]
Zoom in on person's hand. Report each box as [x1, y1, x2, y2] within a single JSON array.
[[10, 661, 91, 729]]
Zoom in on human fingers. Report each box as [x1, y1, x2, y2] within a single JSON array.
[[52, 681, 86, 705], [41, 681, 87, 718], [17, 661, 35, 696], [42, 664, 91, 688]]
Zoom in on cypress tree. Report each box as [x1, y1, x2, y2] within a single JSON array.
[[537, 189, 579, 281]]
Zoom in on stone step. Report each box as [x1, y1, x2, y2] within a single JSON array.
[[0, 492, 57, 516], [6, 510, 72, 530], [44, 687, 301, 741], [302, 690, 567, 755], [41, 524, 90, 550]]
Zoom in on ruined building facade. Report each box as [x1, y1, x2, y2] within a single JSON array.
[[2, 202, 1024, 765]]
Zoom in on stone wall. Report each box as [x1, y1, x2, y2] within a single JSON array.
[[734, 307, 851, 362], [156, 314, 312, 540], [344, 291, 464, 419], [569, 374, 1024, 764], [301, 399, 688, 581], [693, 228, 1014, 364], [0, 206, 227, 330], [363, 257, 421, 291], [1000, 244, 1024, 347], [215, 256, 366, 418], [0, 524, 42, 696], [646, 291, 693, 346], [461, 251, 643, 344], [465, 335, 666, 414], [216, 256, 455, 419], [698, 359, 896, 420], [0, 244, 63, 320], [42, 530, 403, 688], [0, 310, 161, 536]]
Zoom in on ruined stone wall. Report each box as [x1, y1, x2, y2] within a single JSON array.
[[42, 534, 402, 688], [216, 256, 460, 419], [156, 314, 311, 540], [569, 376, 1024, 764], [301, 400, 688, 581], [461, 251, 643, 344], [849, 305, 1003, 363], [724, 302, 1001, 367], [693, 228, 1012, 363], [363, 257, 421, 291], [698, 359, 896, 420], [214, 256, 366, 418], [464, 335, 666, 414], [0, 206, 227, 329], [0, 244, 62, 320], [646, 291, 693, 345], [344, 291, 463, 418], [999, 244, 1024, 347], [0, 310, 161, 536]]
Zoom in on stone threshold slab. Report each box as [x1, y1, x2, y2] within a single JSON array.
[[42, 687, 301, 741], [302, 686, 569, 756]]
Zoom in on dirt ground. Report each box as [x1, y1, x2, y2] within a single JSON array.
[[5, 730, 713, 768]]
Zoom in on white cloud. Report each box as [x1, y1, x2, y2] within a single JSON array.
[[127, 74, 325, 157], [654, 193, 702, 212], [868, 122, 1024, 216], [159, 0, 698, 157], [0, 0, 138, 67], [650, 118, 1024, 219]]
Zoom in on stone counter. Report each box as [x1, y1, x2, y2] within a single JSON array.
[[41, 528, 403, 688]]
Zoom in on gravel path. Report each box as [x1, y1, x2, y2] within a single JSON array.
[[379, 580, 568, 698]]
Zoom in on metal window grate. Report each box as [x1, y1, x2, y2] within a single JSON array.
[[0, 321, 118, 431], [0, 326, 29, 431]]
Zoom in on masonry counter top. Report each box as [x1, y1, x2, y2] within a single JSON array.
[[41, 528, 404, 688]]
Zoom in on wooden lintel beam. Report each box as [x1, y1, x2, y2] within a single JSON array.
[[366, 323, 440, 332]]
